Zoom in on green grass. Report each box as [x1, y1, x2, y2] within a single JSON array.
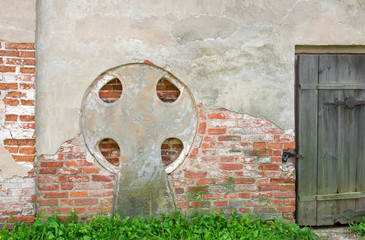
[[0, 211, 318, 240], [350, 218, 365, 238]]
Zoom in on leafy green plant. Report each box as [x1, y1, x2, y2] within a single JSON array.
[[350, 217, 365, 238], [0, 211, 318, 240]]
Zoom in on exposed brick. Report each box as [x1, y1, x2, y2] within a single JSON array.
[[60, 199, 74, 206], [283, 142, 295, 149], [41, 161, 63, 167], [77, 160, 93, 166], [270, 199, 282, 205], [198, 122, 206, 134], [197, 178, 215, 184], [39, 168, 57, 174], [83, 167, 99, 174], [88, 206, 112, 214], [91, 175, 115, 182], [89, 191, 114, 197], [19, 146, 36, 154], [74, 198, 98, 206], [258, 185, 279, 191], [19, 115, 35, 122], [267, 142, 283, 149], [19, 51, 35, 58], [278, 206, 295, 212], [238, 193, 250, 198], [3, 98, 19, 106], [273, 192, 295, 198], [270, 178, 295, 184], [61, 183, 74, 190], [258, 164, 279, 170], [68, 176, 90, 182], [284, 199, 296, 205], [218, 136, 241, 141], [38, 185, 59, 191], [214, 201, 228, 207], [220, 163, 243, 170], [0, 50, 19, 56], [208, 128, 226, 135], [208, 113, 226, 119], [5, 115, 18, 121], [279, 185, 295, 191], [38, 176, 67, 184], [184, 171, 207, 178], [0, 66, 16, 72], [253, 142, 266, 149], [64, 161, 76, 167], [43, 192, 68, 199], [12, 155, 35, 162], [6, 43, 35, 49], [177, 202, 189, 208], [70, 191, 88, 198], [233, 178, 255, 184]]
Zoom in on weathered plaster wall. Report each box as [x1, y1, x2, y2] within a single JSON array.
[[0, 0, 36, 42], [36, 0, 365, 155]]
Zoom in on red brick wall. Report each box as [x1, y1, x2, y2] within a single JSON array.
[[156, 77, 180, 102], [36, 135, 114, 221], [98, 138, 120, 167], [98, 78, 122, 103], [170, 105, 296, 220], [0, 41, 36, 225], [161, 138, 183, 167]]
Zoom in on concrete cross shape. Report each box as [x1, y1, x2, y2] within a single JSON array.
[[80, 63, 198, 218]]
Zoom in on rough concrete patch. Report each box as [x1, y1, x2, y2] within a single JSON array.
[[171, 15, 238, 44], [313, 226, 361, 240], [0, 144, 29, 178]]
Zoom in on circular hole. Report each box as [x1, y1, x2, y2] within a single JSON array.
[[98, 138, 120, 167], [161, 138, 183, 167], [156, 77, 180, 103], [98, 78, 122, 103]]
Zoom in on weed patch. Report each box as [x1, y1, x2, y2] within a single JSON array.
[[0, 211, 318, 240], [350, 218, 365, 238]]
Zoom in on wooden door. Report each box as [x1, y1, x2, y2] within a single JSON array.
[[296, 55, 365, 226]]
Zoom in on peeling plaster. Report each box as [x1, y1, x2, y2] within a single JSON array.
[[0, 91, 29, 178], [171, 15, 238, 44]]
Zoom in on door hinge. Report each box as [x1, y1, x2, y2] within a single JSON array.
[[282, 152, 304, 162]]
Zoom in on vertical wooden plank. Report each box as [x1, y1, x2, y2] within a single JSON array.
[[297, 55, 318, 225], [317, 55, 338, 225], [355, 55, 365, 221]]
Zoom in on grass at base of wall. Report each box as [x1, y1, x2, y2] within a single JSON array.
[[349, 218, 365, 238], [0, 211, 318, 240]]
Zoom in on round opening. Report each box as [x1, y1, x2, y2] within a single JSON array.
[[98, 78, 122, 103], [161, 138, 183, 167], [98, 138, 120, 167], [156, 77, 180, 103]]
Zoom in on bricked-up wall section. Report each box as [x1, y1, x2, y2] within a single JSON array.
[[37, 135, 115, 221], [35, 105, 295, 221], [0, 41, 36, 225], [170, 106, 296, 220]]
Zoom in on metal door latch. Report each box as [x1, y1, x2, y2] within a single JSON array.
[[282, 152, 304, 162], [324, 96, 365, 109]]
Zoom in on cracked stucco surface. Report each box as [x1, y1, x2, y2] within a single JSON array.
[[36, 0, 365, 154]]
